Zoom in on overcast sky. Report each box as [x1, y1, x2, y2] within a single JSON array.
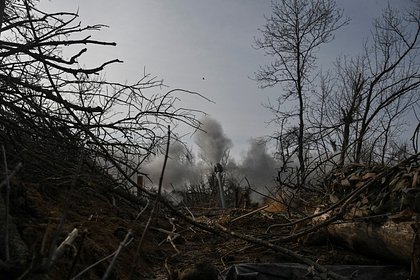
[[39, 0, 416, 160]]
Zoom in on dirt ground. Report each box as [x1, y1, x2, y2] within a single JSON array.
[[156, 208, 392, 278], [5, 174, 409, 280]]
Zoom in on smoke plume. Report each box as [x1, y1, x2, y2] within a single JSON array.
[[194, 116, 232, 164], [143, 117, 279, 205], [240, 139, 277, 202], [143, 141, 199, 190]]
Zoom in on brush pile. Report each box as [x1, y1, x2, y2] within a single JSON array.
[[2, 132, 419, 279], [313, 158, 420, 264]]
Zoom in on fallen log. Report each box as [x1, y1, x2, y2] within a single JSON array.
[[311, 156, 420, 265], [318, 216, 414, 264]]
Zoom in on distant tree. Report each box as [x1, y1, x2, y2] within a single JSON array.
[[352, 4, 420, 163], [254, 0, 348, 186], [413, 110, 420, 154], [310, 56, 367, 166], [312, 4, 420, 166]]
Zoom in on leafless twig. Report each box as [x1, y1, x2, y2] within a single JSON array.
[[102, 229, 133, 280], [129, 125, 171, 278], [51, 228, 79, 263], [229, 205, 269, 224], [215, 223, 349, 280], [70, 232, 134, 280], [67, 228, 88, 280], [0, 162, 22, 189], [1, 145, 10, 261]]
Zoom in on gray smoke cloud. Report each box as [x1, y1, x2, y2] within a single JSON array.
[[143, 118, 279, 205], [194, 116, 232, 164], [240, 139, 277, 202], [143, 141, 199, 190]]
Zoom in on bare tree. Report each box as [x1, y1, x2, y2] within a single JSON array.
[[313, 4, 420, 166], [310, 56, 367, 166], [353, 4, 420, 163], [0, 1, 203, 276], [254, 0, 348, 186], [413, 109, 420, 154], [0, 0, 202, 177]]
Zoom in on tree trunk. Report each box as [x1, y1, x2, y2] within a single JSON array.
[[340, 110, 351, 166]]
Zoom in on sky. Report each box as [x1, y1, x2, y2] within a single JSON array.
[[38, 0, 417, 161]]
